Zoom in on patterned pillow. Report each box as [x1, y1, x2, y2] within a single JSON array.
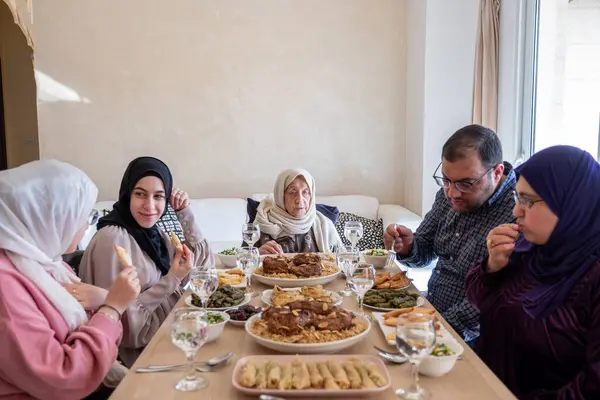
[[335, 212, 385, 251], [101, 205, 185, 242]]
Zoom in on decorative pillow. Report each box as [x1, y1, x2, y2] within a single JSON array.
[[100, 206, 185, 242], [335, 212, 385, 251], [246, 198, 340, 224]]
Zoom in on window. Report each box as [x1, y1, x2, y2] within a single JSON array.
[[524, 0, 600, 159]]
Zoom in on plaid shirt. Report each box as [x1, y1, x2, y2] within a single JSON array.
[[399, 164, 516, 341]]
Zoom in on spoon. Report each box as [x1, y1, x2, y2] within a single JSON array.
[[136, 352, 233, 373], [377, 351, 408, 364], [136, 364, 219, 373]]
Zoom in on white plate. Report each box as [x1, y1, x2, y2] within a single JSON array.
[[371, 311, 451, 346], [228, 319, 249, 327], [184, 293, 252, 311], [232, 354, 391, 397], [245, 312, 371, 354], [261, 287, 343, 307], [363, 295, 424, 312], [253, 268, 341, 288]]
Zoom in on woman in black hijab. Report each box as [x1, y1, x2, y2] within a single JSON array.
[[80, 156, 214, 368]]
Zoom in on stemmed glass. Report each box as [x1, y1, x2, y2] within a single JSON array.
[[171, 308, 209, 391], [348, 264, 376, 317], [395, 313, 437, 399], [242, 223, 261, 249], [335, 245, 360, 297], [344, 221, 364, 250], [236, 246, 260, 297], [189, 269, 219, 313]]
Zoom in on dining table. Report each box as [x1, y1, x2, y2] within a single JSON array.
[[109, 260, 517, 400]]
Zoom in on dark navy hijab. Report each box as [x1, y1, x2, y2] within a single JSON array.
[[97, 157, 173, 275], [514, 145, 600, 318]]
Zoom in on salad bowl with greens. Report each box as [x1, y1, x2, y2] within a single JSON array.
[[218, 247, 239, 268]]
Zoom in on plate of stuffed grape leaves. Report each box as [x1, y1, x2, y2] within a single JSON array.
[[185, 285, 252, 311], [362, 289, 424, 311]]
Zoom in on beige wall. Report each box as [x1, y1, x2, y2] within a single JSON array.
[[0, 1, 38, 168], [32, 0, 406, 203]]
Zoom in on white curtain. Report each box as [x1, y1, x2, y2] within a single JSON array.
[[473, 0, 500, 132]]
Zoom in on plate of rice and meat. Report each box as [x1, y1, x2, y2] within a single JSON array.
[[253, 253, 341, 288]]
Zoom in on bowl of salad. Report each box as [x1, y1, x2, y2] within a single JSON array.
[[218, 247, 238, 268], [418, 338, 464, 377], [206, 311, 230, 343], [363, 249, 390, 269]]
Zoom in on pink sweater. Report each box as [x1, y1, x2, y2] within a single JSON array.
[[0, 251, 122, 400]]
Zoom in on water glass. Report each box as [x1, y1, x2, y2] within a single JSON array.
[[347, 264, 376, 316], [189, 269, 218, 313], [171, 308, 209, 391], [335, 245, 360, 296], [242, 223, 261, 248], [344, 221, 364, 249], [395, 313, 437, 399], [236, 246, 260, 297]]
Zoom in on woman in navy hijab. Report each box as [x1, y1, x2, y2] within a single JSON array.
[[466, 145, 600, 399]]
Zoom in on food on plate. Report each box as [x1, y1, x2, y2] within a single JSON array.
[[381, 308, 441, 331], [170, 229, 183, 251], [113, 244, 132, 268], [226, 304, 262, 322], [363, 289, 420, 309], [218, 269, 244, 286], [270, 285, 334, 306], [219, 247, 238, 255], [364, 249, 388, 257], [381, 307, 416, 319], [191, 285, 245, 308], [206, 312, 225, 324], [249, 301, 367, 344], [238, 357, 387, 390], [327, 360, 350, 389], [255, 253, 338, 279], [431, 343, 455, 357], [373, 271, 412, 289]]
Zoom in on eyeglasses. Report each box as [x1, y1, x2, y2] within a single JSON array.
[[433, 163, 495, 193], [513, 191, 544, 209], [87, 209, 100, 225]]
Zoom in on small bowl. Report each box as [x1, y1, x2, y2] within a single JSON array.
[[362, 249, 389, 269], [418, 338, 464, 377], [218, 253, 238, 268], [206, 311, 230, 343]]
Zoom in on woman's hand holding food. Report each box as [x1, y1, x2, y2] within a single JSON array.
[[259, 240, 284, 255], [486, 224, 520, 273], [169, 243, 195, 280], [103, 266, 141, 315]]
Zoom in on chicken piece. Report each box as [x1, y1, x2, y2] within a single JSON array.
[[262, 256, 290, 275], [262, 306, 311, 335], [289, 262, 322, 277], [292, 253, 321, 266]]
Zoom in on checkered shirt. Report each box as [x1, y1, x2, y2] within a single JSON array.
[[399, 165, 516, 341]]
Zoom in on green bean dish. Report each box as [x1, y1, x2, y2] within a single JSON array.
[[363, 289, 419, 309]]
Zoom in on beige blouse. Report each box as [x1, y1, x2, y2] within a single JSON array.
[[79, 207, 214, 367]]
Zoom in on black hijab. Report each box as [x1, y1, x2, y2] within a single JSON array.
[[97, 156, 173, 275]]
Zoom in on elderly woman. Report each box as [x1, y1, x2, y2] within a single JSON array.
[[251, 168, 342, 254], [0, 160, 141, 400], [465, 145, 600, 399], [79, 156, 214, 367]]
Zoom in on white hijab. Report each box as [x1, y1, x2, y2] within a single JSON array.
[[0, 159, 98, 330], [255, 168, 342, 251]]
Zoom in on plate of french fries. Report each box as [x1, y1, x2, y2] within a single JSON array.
[[232, 354, 390, 397], [371, 308, 451, 346]]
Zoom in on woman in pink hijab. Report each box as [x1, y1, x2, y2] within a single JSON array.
[[0, 160, 140, 400]]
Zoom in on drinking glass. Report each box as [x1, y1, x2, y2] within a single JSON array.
[[335, 245, 360, 297], [344, 221, 364, 250], [171, 308, 209, 391], [395, 313, 437, 399], [347, 264, 376, 316], [189, 269, 218, 313], [236, 246, 260, 297], [242, 223, 261, 249]]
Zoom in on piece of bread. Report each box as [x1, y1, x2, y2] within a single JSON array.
[[114, 244, 132, 268], [170, 229, 183, 251]]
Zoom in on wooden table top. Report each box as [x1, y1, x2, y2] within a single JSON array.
[[110, 262, 516, 400]]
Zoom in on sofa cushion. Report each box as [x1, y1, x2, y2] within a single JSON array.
[[245, 198, 340, 224], [335, 212, 385, 251]]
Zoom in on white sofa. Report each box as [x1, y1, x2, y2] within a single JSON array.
[[80, 194, 422, 253]]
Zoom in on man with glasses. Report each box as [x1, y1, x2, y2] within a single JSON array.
[[384, 124, 516, 345]]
